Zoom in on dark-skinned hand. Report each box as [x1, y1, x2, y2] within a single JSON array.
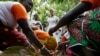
[[48, 27, 57, 36]]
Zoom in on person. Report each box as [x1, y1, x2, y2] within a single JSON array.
[[46, 9, 59, 32], [48, 0, 100, 56], [29, 13, 43, 30], [0, 0, 50, 55], [46, 9, 60, 43]]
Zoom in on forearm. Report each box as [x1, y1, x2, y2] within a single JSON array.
[[23, 29, 43, 48], [54, 2, 92, 30], [17, 19, 43, 48], [40, 24, 43, 30]]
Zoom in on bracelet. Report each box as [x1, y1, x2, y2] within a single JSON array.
[[41, 45, 45, 50]]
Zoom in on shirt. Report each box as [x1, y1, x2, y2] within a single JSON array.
[[29, 20, 43, 30], [46, 16, 59, 32], [0, 1, 28, 28]]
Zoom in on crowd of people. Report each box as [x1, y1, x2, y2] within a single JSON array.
[[0, 0, 100, 56]]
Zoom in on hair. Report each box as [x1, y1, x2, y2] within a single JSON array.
[[50, 9, 54, 12], [34, 13, 38, 16], [19, 0, 33, 5], [19, 0, 33, 12]]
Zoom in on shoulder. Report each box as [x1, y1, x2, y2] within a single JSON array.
[[81, 0, 99, 9], [54, 16, 59, 19], [11, 2, 27, 20], [11, 2, 26, 12]]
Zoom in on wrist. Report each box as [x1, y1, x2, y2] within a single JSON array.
[[53, 27, 58, 32]]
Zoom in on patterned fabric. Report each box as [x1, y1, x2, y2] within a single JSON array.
[[68, 8, 100, 51], [0, 27, 27, 50], [69, 22, 88, 46]]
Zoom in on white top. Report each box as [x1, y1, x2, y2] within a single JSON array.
[[64, 31, 70, 39], [29, 20, 42, 30], [46, 15, 59, 32], [0, 2, 18, 28]]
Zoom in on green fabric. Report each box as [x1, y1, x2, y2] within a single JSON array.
[[69, 29, 88, 46], [87, 9, 100, 51], [89, 20, 100, 33], [70, 35, 88, 46], [69, 9, 100, 51], [89, 11, 97, 19], [89, 10, 100, 19]]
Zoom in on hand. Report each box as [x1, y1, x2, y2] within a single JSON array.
[[48, 27, 57, 36]]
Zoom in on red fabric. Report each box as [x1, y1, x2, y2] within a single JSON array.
[[61, 36, 68, 42], [66, 48, 74, 56], [0, 26, 27, 50]]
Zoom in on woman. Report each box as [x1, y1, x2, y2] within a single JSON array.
[[49, 0, 100, 56], [0, 0, 50, 55]]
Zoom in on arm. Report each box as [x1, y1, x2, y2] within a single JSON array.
[[17, 19, 43, 48], [53, 2, 92, 31], [39, 23, 43, 30], [17, 20, 50, 55], [11, 3, 50, 55], [45, 22, 49, 31], [12, 3, 43, 48]]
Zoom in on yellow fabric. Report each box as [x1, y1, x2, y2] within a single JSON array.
[[45, 36, 58, 50], [39, 39, 47, 45], [34, 30, 50, 40], [33, 30, 57, 50]]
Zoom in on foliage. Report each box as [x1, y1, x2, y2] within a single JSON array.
[[32, 0, 80, 26]]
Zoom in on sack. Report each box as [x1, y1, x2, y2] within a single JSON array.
[[45, 36, 58, 50]]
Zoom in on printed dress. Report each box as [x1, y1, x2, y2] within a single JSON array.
[[68, 7, 100, 51]]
